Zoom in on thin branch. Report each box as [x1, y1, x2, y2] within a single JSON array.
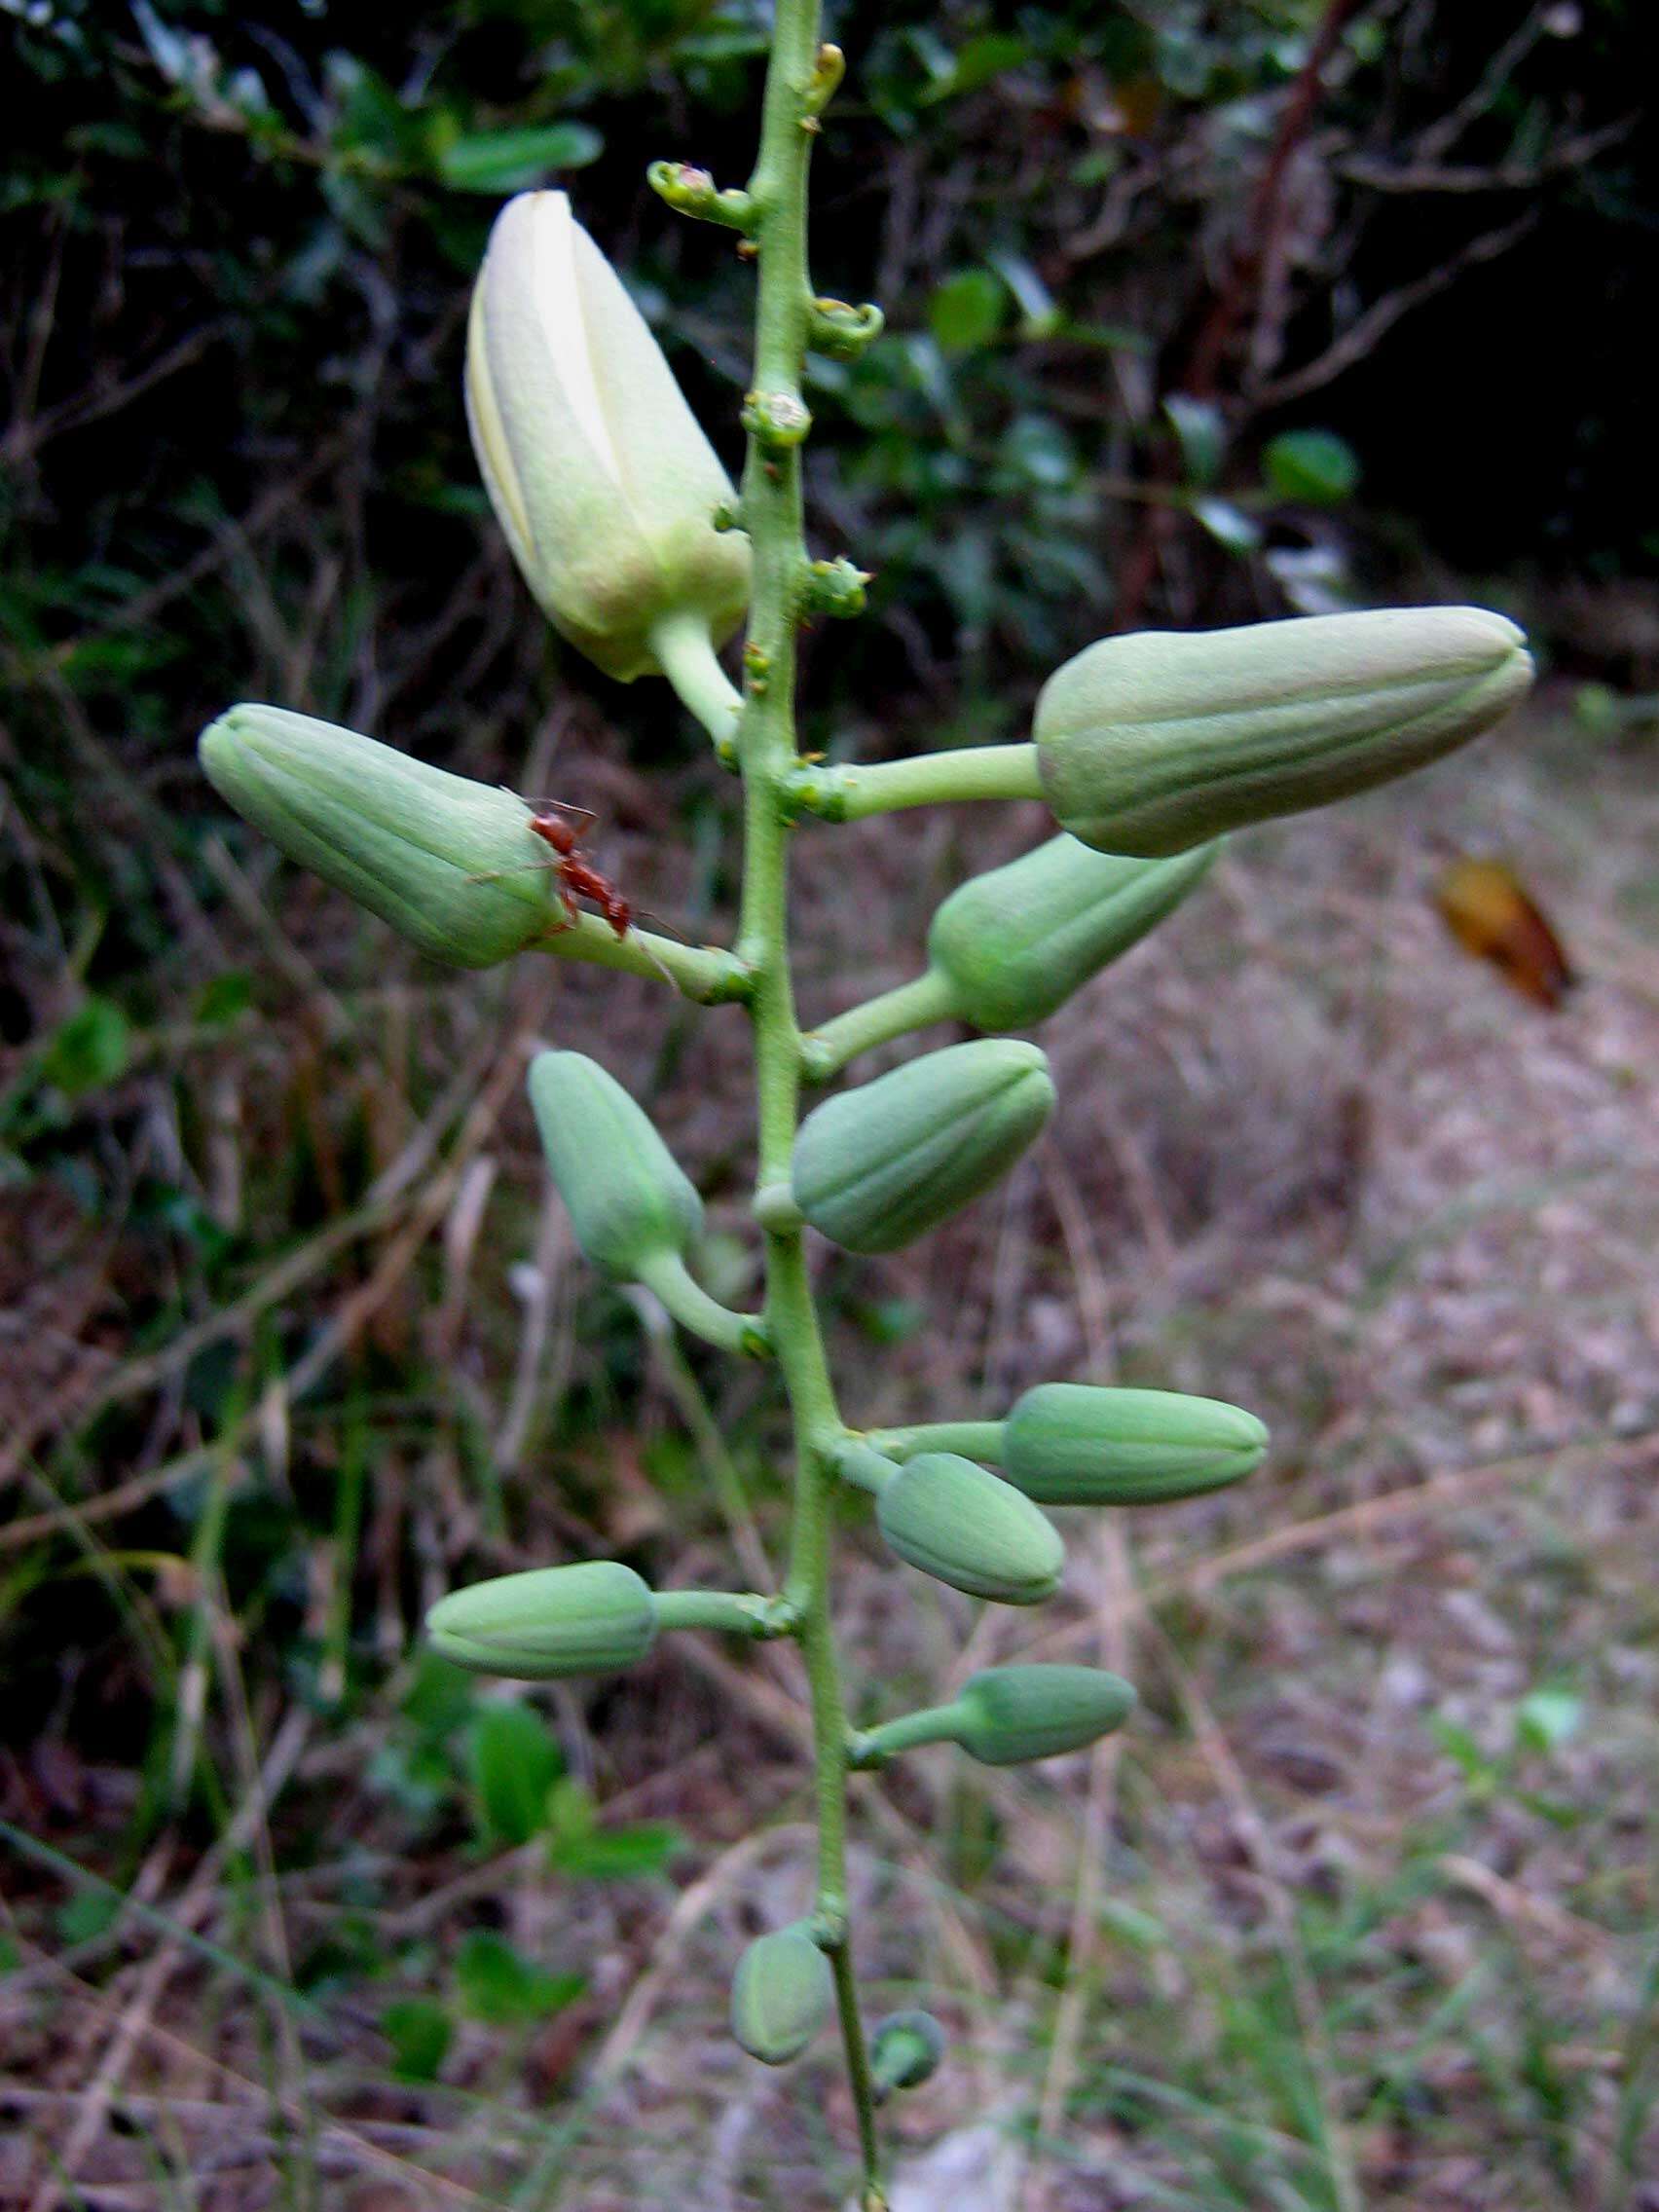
[[1340, 116, 1636, 194], [1255, 207, 1538, 408]]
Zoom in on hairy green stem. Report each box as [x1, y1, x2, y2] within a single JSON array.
[[800, 969, 957, 1080], [832, 1443, 902, 1496], [861, 1420, 1007, 1465], [849, 1701, 964, 1767], [650, 1588, 772, 1635], [649, 609, 745, 758], [535, 908, 751, 1004], [728, 5, 883, 2194], [789, 742, 1046, 822], [632, 1250, 766, 1359]]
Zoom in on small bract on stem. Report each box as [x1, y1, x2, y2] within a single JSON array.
[[194, 4, 1533, 2201]]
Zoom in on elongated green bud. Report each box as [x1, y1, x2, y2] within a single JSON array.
[[529, 1051, 700, 1280], [953, 1664, 1135, 1765], [1034, 608, 1532, 857], [926, 835, 1217, 1031], [870, 2010, 946, 2097], [1003, 1383, 1268, 1505], [730, 1923, 833, 2064], [793, 1040, 1055, 1254], [852, 1663, 1135, 1769], [876, 1453, 1063, 1604], [200, 705, 562, 968], [425, 1561, 656, 1679]]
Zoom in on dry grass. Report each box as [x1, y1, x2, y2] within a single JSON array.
[[2, 695, 1656, 2211]]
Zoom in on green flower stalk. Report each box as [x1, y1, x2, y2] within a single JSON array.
[[196, 10, 1535, 2203], [803, 834, 1218, 1076]]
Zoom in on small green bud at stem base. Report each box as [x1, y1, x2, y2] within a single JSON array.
[[730, 1923, 835, 2064], [875, 1454, 1063, 1604], [869, 2010, 947, 2097]]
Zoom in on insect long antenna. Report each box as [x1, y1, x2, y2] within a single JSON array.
[[634, 905, 690, 947], [631, 932, 681, 989]]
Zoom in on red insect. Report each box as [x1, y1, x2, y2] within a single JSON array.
[[526, 803, 633, 940]]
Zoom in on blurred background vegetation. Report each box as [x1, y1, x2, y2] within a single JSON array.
[[2, 4, 1656, 2208]]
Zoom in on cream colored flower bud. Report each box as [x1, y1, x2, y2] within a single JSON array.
[[465, 191, 750, 682]]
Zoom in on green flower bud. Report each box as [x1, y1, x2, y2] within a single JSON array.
[[870, 2010, 946, 2096], [876, 1453, 1063, 1604], [1003, 1383, 1268, 1506], [200, 705, 561, 969], [730, 1923, 833, 2064], [926, 834, 1218, 1031], [425, 1561, 656, 1679], [466, 191, 750, 682], [793, 1040, 1055, 1254], [1034, 608, 1533, 858], [529, 1051, 701, 1281], [953, 1664, 1135, 1766]]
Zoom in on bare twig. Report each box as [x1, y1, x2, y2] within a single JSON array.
[[1256, 207, 1539, 407]]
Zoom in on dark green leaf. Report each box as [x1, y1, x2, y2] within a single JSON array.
[[466, 1701, 562, 1848], [1165, 394, 1226, 487], [41, 1000, 131, 1099], [928, 270, 1006, 354], [194, 974, 254, 1027], [917, 34, 1031, 106], [437, 125, 604, 193], [1262, 428, 1360, 505], [382, 1996, 453, 2082], [454, 1931, 584, 2024], [548, 1822, 684, 1881]]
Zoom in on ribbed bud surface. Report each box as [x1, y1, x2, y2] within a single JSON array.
[[1035, 608, 1532, 856], [730, 1924, 833, 2064], [200, 705, 560, 969], [953, 1664, 1136, 1765], [793, 1040, 1055, 1253], [425, 1561, 657, 1678], [529, 1051, 702, 1281], [1004, 1383, 1268, 1505], [876, 1453, 1063, 1604], [927, 834, 1217, 1030], [467, 191, 749, 680]]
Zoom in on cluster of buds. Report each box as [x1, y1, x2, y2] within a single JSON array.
[[195, 133, 1535, 2142]]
